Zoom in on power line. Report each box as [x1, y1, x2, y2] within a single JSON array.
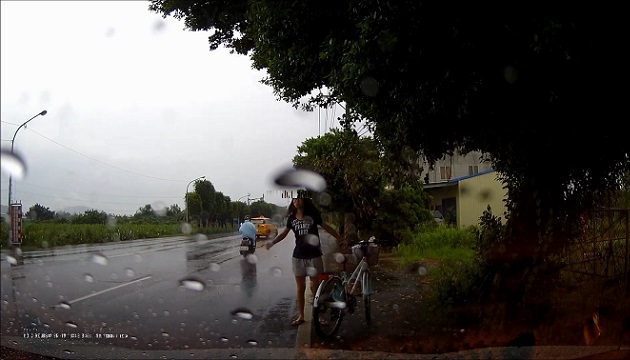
[[14, 180, 181, 200], [8, 188, 166, 206], [26, 128, 187, 182]]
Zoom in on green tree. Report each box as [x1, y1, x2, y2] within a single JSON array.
[[249, 200, 272, 218], [212, 192, 230, 227], [232, 201, 249, 223], [195, 179, 216, 215], [135, 204, 155, 217], [165, 204, 183, 220], [26, 203, 55, 221], [150, 0, 628, 274], [185, 193, 202, 224], [293, 128, 385, 231], [372, 181, 434, 243], [73, 209, 109, 225]]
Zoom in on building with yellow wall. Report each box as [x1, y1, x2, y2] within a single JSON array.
[[423, 169, 507, 228]]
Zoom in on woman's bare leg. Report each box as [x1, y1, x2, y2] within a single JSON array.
[[295, 275, 306, 321]]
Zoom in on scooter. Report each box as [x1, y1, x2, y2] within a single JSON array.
[[239, 236, 256, 257]]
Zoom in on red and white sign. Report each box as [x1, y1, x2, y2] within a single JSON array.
[[10, 203, 23, 245]]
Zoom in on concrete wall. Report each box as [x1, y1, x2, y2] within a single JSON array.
[[457, 171, 507, 228]]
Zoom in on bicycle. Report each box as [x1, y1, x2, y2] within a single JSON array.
[[312, 236, 383, 338]]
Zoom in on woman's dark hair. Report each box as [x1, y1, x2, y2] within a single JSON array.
[[287, 197, 321, 219]]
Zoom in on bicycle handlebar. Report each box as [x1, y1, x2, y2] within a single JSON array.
[[349, 237, 394, 246]]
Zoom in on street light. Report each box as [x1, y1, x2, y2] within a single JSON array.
[[6, 110, 47, 257], [236, 193, 250, 225], [185, 176, 205, 223]]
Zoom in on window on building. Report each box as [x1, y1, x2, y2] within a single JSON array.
[[440, 166, 451, 180], [468, 165, 479, 175]]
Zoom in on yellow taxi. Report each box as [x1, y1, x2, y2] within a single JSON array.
[[250, 216, 279, 238]]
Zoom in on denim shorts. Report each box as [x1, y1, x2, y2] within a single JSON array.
[[292, 257, 324, 277]]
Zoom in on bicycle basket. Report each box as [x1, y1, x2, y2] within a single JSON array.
[[352, 243, 380, 266]]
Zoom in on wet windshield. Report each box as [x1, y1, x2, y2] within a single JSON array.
[[1, 1, 629, 360]]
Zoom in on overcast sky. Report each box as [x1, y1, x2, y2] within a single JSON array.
[[1, 1, 345, 216]]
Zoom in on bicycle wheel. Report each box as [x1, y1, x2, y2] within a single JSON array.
[[313, 276, 345, 338]]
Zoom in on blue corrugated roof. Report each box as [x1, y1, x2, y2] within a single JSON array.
[[448, 168, 495, 183]]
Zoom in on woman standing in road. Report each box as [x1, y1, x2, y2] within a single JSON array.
[[265, 191, 345, 326]]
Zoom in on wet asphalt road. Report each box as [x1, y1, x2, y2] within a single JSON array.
[[1, 231, 300, 352]]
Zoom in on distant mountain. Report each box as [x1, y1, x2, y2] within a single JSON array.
[[59, 206, 93, 214]]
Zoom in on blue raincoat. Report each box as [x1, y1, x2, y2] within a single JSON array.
[[239, 221, 256, 241]]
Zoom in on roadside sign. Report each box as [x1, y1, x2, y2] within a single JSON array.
[[10, 203, 23, 245]]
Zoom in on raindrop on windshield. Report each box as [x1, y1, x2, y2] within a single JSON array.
[[0, 149, 27, 179], [230, 308, 254, 320], [153, 19, 166, 33], [181, 223, 193, 235], [305, 234, 320, 246], [220, 337, 229, 343], [247, 339, 258, 346], [7, 256, 17, 266], [209, 263, 221, 272], [329, 301, 347, 309], [90, 253, 108, 266], [418, 267, 427, 276], [65, 321, 78, 328], [195, 234, 208, 242], [125, 268, 135, 277], [152, 201, 167, 216], [107, 216, 117, 227], [334, 253, 346, 263], [504, 65, 519, 84], [360, 76, 380, 97], [178, 276, 206, 292], [83, 274, 95, 283], [318, 192, 332, 206], [245, 254, 258, 264], [272, 214, 283, 224], [273, 168, 327, 192], [162, 332, 170, 338], [480, 189, 492, 201], [306, 267, 318, 277], [269, 267, 283, 277], [134, 253, 142, 263]]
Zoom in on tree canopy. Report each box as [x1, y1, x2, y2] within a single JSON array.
[[293, 128, 384, 225], [149, 1, 629, 254], [293, 128, 433, 242], [26, 204, 55, 221]]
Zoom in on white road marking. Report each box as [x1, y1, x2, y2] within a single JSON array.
[[55, 275, 152, 307]]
